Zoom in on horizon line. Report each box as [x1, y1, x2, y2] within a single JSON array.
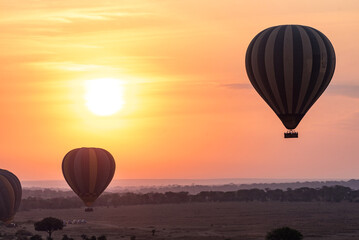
[[21, 177, 354, 182]]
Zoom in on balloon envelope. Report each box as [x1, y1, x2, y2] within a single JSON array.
[[62, 147, 116, 207], [0, 169, 22, 223], [245, 25, 335, 130]]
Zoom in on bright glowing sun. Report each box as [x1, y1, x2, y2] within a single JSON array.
[[85, 78, 125, 116]]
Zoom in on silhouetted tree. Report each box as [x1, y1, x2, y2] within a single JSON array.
[[97, 236, 106, 240], [266, 227, 303, 240], [266, 189, 284, 201], [34, 217, 64, 240]]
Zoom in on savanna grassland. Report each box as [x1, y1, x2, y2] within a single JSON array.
[[3, 202, 359, 240]]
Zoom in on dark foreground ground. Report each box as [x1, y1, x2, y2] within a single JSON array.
[[2, 202, 359, 240]]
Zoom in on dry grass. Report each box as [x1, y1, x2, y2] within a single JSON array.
[[2, 202, 359, 240]]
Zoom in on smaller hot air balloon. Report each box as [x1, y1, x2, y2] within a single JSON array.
[[0, 169, 22, 224], [245, 25, 336, 138], [62, 147, 116, 211]]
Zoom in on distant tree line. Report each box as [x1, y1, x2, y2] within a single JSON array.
[[19, 185, 359, 211], [23, 179, 359, 197]]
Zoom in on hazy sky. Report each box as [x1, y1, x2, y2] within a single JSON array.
[[1, 0, 359, 181]]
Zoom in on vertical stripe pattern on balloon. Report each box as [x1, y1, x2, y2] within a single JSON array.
[[245, 25, 335, 130], [62, 148, 116, 207]]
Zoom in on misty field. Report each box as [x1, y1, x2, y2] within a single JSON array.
[[3, 202, 359, 240]]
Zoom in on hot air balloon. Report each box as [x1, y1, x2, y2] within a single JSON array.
[[0, 169, 22, 224], [62, 147, 116, 211], [245, 25, 335, 138]]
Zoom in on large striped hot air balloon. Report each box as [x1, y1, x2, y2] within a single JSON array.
[[0, 169, 22, 224], [245, 25, 336, 138], [62, 148, 116, 210]]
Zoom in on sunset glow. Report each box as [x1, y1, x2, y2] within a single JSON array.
[[85, 78, 125, 116], [0, 0, 359, 181]]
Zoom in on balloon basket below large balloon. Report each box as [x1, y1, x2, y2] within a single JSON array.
[[85, 208, 94, 212], [284, 130, 298, 138]]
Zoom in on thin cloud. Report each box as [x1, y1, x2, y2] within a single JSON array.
[[326, 84, 359, 98], [28, 61, 120, 72], [222, 83, 252, 90], [1, 5, 158, 37], [2, 4, 152, 23], [46, 9, 153, 23], [223, 83, 359, 98]]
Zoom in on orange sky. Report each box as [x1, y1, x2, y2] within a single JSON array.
[[1, 0, 359, 181]]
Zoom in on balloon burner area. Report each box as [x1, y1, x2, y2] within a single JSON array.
[[284, 130, 298, 138]]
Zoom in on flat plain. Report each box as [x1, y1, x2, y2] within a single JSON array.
[[3, 202, 359, 240]]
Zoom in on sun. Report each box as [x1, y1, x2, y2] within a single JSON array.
[[84, 78, 125, 116]]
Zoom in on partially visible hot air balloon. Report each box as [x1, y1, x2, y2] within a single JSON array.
[[0, 169, 22, 224], [245, 25, 336, 138], [62, 147, 116, 211]]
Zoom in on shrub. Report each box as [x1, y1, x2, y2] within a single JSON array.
[[266, 227, 303, 240]]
